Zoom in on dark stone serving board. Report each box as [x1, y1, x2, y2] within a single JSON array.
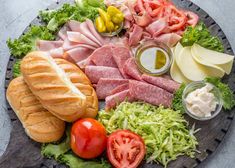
[[1, 0, 235, 167]]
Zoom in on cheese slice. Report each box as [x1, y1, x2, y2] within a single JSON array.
[[192, 44, 234, 74], [177, 47, 209, 81]]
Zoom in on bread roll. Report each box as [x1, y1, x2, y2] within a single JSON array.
[[55, 59, 98, 118], [6, 77, 65, 143], [21, 51, 86, 122]]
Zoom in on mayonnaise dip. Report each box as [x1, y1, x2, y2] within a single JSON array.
[[185, 83, 217, 117]]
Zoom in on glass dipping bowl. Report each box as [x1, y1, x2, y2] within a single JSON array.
[[134, 40, 173, 76], [182, 81, 223, 121]]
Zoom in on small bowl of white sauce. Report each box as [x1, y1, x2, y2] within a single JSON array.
[[182, 81, 222, 121]]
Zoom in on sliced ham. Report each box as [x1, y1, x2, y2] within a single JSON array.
[[112, 46, 132, 78], [58, 23, 71, 40], [123, 57, 142, 80], [141, 74, 180, 93], [85, 66, 123, 83], [63, 38, 96, 51], [128, 24, 143, 46], [96, 78, 129, 99], [145, 18, 167, 37], [49, 47, 64, 58], [120, 5, 133, 21], [67, 31, 99, 48], [154, 33, 181, 47], [86, 19, 105, 46], [110, 83, 129, 95], [68, 20, 81, 32], [105, 90, 135, 110], [77, 58, 94, 69], [36, 40, 63, 51], [64, 47, 93, 63], [129, 80, 173, 107], [90, 45, 117, 67]]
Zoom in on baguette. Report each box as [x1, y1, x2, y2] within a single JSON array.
[[6, 77, 65, 143], [21, 51, 86, 122], [55, 59, 98, 118]]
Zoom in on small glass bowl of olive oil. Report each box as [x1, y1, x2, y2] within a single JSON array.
[[135, 40, 173, 76]]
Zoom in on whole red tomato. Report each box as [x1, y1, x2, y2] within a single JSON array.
[[71, 118, 107, 159]]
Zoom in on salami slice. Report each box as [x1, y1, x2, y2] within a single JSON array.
[[85, 66, 123, 83], [105, 90, 135, 110], [90, 45, 117, 67], [110, 83, 129, 95], [123, 57, 142, 80], [96, 78, 129, 99], [129, 80, 173, 107], [112, 46, 132, 78], [141, 74, 180, 93]]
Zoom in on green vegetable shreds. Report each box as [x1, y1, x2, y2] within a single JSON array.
[[181, 22, 224, 52], [13, 60, 21, 78], [7, 26, 55, 58], [205, 77, 235, 110], [172, 83, 186, 113], [98, 102, 199, 167], [41, 127, 111, 168], [40, 0, 105, 32]]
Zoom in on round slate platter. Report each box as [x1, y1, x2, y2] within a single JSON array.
[[1, 0, 235, 168]]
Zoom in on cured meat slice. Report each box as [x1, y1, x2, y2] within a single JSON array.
[[141, 74, 180, 93], [86, 19, 105, 46], [145, 18, 168, 37], [64, 47, 93, 63], [128, 24, 143, 47], [96, 78, 129, 99], [110, 83, 129, 95], [58, 23, 71, 40], [123, 57, 142, 80], [68, 20, 81, 32], [77, 58, 94, 69], [67, 31, 99, 48], [112, 46, 132, 78], [63, 38, 96, 51], [129, 80, 173, 107], [85, 66, 123, 83], [90, 45, 117, 67], [154, 33, 181, 48], [49, 47, 64, 58], [105, 90, 135, 110], [36, 40, 63, 51]]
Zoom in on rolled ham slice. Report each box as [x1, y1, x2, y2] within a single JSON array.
[[85, 66, 123, 83], [145, 18, 168, 37], [63, 38, 96, 51], [154, 33, 182, 48], [36, 40, 63, 51], [112, 46, 132, 78], [129, 80, 173, 107], [105, 90, 135, 110], [64, 47, 93, 63], [128, 24, 143, 47], [58, 23, 71, 40], [141, 74, 180, 93], [96, 78, 129, 99], [90, 45, 117, 67], [123, 57, 142, 80]]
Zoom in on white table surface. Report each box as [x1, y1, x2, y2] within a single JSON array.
[[0, 0, 234, 167]]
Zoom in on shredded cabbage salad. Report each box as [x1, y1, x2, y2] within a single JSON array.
[[98, 102, 199, 167]]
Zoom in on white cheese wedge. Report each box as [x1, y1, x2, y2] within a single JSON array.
[[177, 47, 209, 81], [192, 44, 234, 74], [170, 43, 191, 83], [191, 48, 225, 78]]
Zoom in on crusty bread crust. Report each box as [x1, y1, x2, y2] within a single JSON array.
[[21, 51, 87, 122], [6, 77, 65, 143], [55, 59, 98, 118]]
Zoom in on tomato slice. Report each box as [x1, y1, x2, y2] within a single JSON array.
[[107, 130, 146, 168]]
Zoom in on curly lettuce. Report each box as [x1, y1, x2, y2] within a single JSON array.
[[7, 26, 55, 58], [181, 22, 224, 52]]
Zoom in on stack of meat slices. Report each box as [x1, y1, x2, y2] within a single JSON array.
[[84, 44, 180, 110]]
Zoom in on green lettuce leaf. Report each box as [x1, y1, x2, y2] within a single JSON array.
[[181, 22, 224, 52], [172, 83, 186, 113], [13, 60, 21, 78], [7, 26, 55, 58], [205, 77, 235, 110]]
